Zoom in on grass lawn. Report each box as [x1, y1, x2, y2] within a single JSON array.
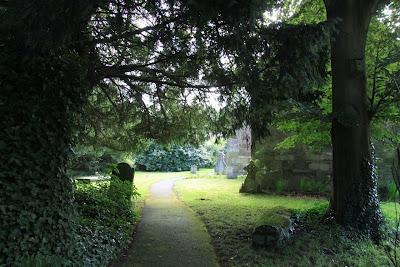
[[174, 172, 398, 267]]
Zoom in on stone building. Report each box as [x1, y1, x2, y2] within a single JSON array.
[[217, 127, 252, 178]]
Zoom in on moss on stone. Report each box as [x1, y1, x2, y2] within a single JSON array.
[[255, 207, 293, 229]]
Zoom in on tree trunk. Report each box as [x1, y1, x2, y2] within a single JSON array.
[[325, 0, 382, 240], [0, 2, 101, 263]]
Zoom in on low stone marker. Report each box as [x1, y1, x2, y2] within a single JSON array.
[[191, 165, 197, 174], [214, 152, 227, 175], [112, 162, 135, 183], [226, 166, 237, 179], [252, 207, 296, 248]]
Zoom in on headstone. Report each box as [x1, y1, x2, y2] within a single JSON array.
[[226, 166, 237, 179], [214, 152, 227, 175], [191, 165, 197, 174], [112, 162, 135, 183]]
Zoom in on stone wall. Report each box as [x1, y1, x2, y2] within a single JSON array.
[[240, 129, 394, 196], [241, 129, 332, 195]]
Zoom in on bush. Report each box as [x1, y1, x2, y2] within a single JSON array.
[[299, 178, 328, 195], [275, 179, 288, 193], [200, 138, 226, 165], [14, 254, 70, 267], [72, 176, 139, 266], [135, 143, 212, 172], [68, 145, 124, 176], [378, 179, 399, 201]]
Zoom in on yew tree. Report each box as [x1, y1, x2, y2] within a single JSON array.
[[0, 0, 397, 263], [0, 0, 281, 262]]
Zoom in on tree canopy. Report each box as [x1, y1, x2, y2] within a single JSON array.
[[1, 0, 399, 263]]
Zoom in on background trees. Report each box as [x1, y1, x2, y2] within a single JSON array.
[[1, 0, 399, 263]]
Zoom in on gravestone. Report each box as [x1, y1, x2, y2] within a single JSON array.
[[191, 165, 197, 174], [214, 152, 227, 175], [112, 162, 135, 183]]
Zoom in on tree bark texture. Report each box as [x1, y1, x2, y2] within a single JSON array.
[[326, 0, 383, 239]]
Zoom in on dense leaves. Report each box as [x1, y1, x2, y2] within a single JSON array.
[[73, 178, 139, 266], [0, 1, 101, 263], [135, 143, 212, 172]]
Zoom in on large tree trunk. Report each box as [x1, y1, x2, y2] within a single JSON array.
[[0, 1, 101, 263], [325, 0, 383, 240]]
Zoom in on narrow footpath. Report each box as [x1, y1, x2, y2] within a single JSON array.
[[117, 178, 219, 267]]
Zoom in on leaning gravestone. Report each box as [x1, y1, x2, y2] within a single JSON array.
[[112, 162, 135, 183]]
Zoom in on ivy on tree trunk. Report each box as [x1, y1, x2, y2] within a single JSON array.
[[0, 1, 102, 263], [325, 0, 383, 240]]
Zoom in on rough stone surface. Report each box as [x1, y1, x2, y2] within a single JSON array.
[[223, 127, 252, 178], [240, 128, 393, 196], [240, 128, 332, 194], [252, 208, 294, 248], [115, 179, 218, 267]]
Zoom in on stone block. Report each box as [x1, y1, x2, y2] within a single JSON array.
[[252, 208, 296, 248]]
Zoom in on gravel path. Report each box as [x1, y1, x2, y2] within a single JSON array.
[[116, 178, 218, 267]]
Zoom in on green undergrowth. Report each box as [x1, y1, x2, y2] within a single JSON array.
[[73, 178, 139, 266], [13, 178, 140, 267], [175, 175, 398, 267]]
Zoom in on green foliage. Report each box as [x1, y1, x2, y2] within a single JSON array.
[[275, 179, 288, 193], [200, 138, 227, 165], [135, 143, 212, 172], [73, 177, 139, 266], [14, 254, 70, 267], [68, 145, 125, 176], [73, 86, 219, 152], [299, 178, 328, 195], [275, 116, 331, 152]]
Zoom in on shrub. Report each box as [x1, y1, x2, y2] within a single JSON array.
[[275, 179, 288, 193], [135, 143, 212, 172], [299, 178, 328, 195], [378, 179, 399, 201], [72, 176, 139, 266], [14, 254, 70, 267], [68, 145, 124, 176], [200, 138, 226, 165]]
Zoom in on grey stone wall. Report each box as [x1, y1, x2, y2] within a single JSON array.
[[241, 129, 332, 195], [240, 128, 395, 196]]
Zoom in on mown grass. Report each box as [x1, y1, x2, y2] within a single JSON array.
[[133, 169, 215, 212], [134, 169, 216, 197], [174, 174, 398, 267]]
